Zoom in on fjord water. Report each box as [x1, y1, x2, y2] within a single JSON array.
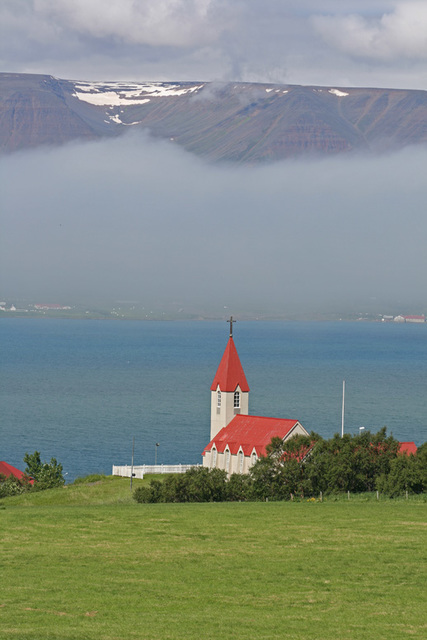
[[2, 319, 426, 482]]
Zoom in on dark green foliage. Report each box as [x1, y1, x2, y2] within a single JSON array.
[[226, 472, 253, 501], [24, 451, 65, 490], [0, 473, 32, 497], [133, 467, 247, 504], [377, 454, 424, 497], [415, 442, 427, 489], [306, 428, 400, 494], [133, 431, 425, 504], [250, 433, 318, 501], [250, 429, 424, 500], [133, 480, 163, 504]]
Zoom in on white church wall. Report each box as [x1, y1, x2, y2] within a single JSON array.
[[210, 385, 249, 440]]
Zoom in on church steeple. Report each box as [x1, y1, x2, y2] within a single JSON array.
[[210, 319, 250, 440], [210, 336, 250, 394]]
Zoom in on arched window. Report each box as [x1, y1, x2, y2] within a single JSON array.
[[217, 390, 221, 408], [251, 451, 257, 466], [212, 448, 217, 468], [239, 450, 244, 473], [225, 448, 230, 471], [234, 391, 240, 408]]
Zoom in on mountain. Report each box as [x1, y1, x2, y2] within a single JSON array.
[[1, 72, 427, 162]]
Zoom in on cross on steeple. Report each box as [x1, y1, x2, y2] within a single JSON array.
[[228, 316, 236, 338]]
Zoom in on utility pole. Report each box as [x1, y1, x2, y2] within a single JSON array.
[[130, 436, 135, 491]]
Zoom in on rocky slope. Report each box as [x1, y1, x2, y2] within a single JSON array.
[[1, 72, 427, 162]]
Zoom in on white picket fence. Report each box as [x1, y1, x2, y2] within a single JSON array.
[[112, 464, 201, 479]]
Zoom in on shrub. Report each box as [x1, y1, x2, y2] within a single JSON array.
[[134, 480, 163, 504], [376, 454, 424, 497], [0, 473, 32, 498], [226, 473, 252, 501], [24, 451, 65, 490], [133, 467, 229, 504]]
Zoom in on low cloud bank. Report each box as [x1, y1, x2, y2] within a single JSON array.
[[1, 132, 426, 314]]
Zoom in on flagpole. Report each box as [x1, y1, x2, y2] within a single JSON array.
[[341, 380, 345, 437]]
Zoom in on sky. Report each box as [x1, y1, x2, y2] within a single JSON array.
[[1, 0, 427, 89], [1, 1, 427, 316]]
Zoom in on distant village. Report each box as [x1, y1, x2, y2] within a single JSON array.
[[0, 301, 426, 324]]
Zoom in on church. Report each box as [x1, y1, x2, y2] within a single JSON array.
[[202, 319, 309, 474]]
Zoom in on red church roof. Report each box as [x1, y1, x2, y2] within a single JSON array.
[[0, 460, 33, 484], [398, 442, 417, 455], [210, 337, 250, 392], [203, 414, 301, 457]]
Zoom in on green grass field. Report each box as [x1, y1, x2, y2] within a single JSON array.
[[1, 478, 426, 640]]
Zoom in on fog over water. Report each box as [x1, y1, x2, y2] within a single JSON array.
[[1, 134, 427, 315], [2, 1, 427, 316]]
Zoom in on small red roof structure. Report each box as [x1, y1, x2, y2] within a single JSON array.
[[210, 337, 250, 392], [0, 460, 34, 484], [203, 414, 302, 457], [398, 442, 417, 455]]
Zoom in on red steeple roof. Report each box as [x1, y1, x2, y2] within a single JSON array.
[[210, 337, 250, 392]]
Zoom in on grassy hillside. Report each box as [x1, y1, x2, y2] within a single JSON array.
[[1, 478, 426, 640]]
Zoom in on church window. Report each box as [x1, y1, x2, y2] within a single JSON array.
[[251, 452, 257, 466], [212, 448, 217, 468], [217, 390, 221, 408], [225, 448, 230, 471], [234, 391, 240, 408], [239, 450, 244, 473]]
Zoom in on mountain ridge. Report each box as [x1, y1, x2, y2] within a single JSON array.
[[1, 72, 427, 162]]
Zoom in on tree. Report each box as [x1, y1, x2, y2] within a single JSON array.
[[250, 433, 318, 500], [415, 442, 427, 491], [376, 454, 423, 497], [24, 451, 65, 490], [306, 428, 400, 494]]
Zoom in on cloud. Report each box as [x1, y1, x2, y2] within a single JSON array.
[[33, 0, 237, 48], [1, 132, 427, 314], [1, 1, 427, 89], [312, 2, 427, 61]]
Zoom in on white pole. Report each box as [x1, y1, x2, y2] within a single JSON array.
[[341, 380, 345, 437]]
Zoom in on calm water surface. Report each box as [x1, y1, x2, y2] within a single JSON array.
[[1, 319, 426, 481]]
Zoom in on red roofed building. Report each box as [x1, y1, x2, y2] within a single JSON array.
[[203, 415, 308, 475], [398, 441, 417, 455], [203, 318, 309, 474], [0, 461, 34, 484]]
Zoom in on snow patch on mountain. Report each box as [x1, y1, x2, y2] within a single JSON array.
[[329, 88, 349, 97], [72, 81, 205, 106]]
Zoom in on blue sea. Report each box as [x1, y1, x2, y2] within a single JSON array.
[[1, 319, 426, 482]]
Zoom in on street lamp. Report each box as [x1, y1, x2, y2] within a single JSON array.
[[359, 426, 365, 434], [155, 442, 160, 466]]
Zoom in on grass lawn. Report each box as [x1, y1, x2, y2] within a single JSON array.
[[0, 479, 426, 640]]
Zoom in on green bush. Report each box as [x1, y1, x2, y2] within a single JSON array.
[[133, 468, 246, 504], [24, 451, 65, 490], [133, 480, 163, 503], [226, 473, 252, 501], [249, 429, 425, 501], [376, 454, 424, 496], [0, 473, 32, 498]]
